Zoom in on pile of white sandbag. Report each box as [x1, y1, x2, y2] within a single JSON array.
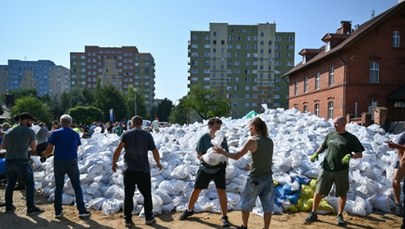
[[32, 106, 400, 216]]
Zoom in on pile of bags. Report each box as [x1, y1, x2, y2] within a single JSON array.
[[32, 106, 399, 216]]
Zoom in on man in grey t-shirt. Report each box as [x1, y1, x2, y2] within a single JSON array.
[[1, 112, 44, 215]]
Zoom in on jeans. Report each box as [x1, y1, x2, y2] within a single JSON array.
[[54, 160, 85, 213], [124, 170, 153, 220], [5, 159, 35, 209]]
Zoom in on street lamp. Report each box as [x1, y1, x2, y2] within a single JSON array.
[[134, 87, 138, 116]]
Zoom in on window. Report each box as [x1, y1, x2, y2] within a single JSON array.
[[294, 80, 298, 95], [303, 105, 308, 113], [328, 101, 334, 119], [369, 61, 380, 83], [314, 104, 320, 117], [368, 99, 378, 119], [315, 72, 320, 90], [328, 66, 334, 86], [393, 31, 400, 48], [304, 76, 308, 93]]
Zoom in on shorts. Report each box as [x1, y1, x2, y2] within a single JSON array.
[[316, 168, 349, 197], [241, 176, 275, 213], [194, 166, 226, 189]]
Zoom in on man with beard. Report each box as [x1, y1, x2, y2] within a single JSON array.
[[1, 112, 44, 215]]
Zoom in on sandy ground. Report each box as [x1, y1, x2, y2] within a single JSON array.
[[0, 185, 403, 229]]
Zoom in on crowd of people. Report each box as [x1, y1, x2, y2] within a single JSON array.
[[0, 111, 404, 229]]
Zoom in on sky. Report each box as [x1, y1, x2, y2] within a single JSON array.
[[0, 0, 399, 103]]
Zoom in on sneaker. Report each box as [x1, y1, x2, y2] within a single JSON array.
[[337, 214, 345, 226], [5, 205, 16, 213], [236, 226, 248, 229], [125, 217, 134, 226], [221, 215, 230, 227], [27, 206, 44, 215], [55, 211, 64, 218], [305, 212, 318, 224], [79, 210, 91, 218], [179, 210, 194, 220], [145, 217, 156, 225]]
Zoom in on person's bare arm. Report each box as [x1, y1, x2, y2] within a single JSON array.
[[42, 144, 54, 158], [214, 138, 256, 160], [112, 142, 124, 172], [152, 148, 162, 169]]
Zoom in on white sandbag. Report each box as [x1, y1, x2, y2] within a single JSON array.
[[86, 197, 106, 210], [102, 199, 123, 215], [202, 148, 227, 166], [62, 193, 75, 205]]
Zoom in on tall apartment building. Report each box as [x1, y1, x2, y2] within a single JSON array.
[[48, 65, 70, 98], [70, 46, 155, 111], [1, 60, 70, 97], [188, 23, 295, 117]]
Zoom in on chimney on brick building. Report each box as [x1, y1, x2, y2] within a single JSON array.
[[336, 21, 352, 34]]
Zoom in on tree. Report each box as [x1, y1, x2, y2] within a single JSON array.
[[10, 96, 52, 124], [125, 85, 148, 119], [68, 106, 103, 125], [154, 98, 173, 122], [93, 83, 128, 122], [185, 84, 230, 120], [169, 96, 191, 125]]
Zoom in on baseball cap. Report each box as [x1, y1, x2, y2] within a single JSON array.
[[16, 112, 38, 121]]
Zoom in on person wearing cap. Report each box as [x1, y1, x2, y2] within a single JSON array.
[[112, 115, 162, 226], [1, 112, 44, 215], [42, 114, 91, 218]]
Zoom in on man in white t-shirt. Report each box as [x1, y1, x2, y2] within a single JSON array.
[[151, 117, 160, 133]]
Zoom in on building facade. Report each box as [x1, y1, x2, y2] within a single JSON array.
[[48, 65, 70, 98], [70, 46, 155, 112], [0, 60, 69, 97], [284, 2, 405, 122], [188, 23, 294, 118]]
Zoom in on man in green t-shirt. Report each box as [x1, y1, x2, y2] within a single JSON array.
[[305, 116, 364, 226]]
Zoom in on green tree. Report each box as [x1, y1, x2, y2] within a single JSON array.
[[94, 83, 128, 122], [125, 85, 148, 119], [10, 96, 52, 124], [185, 84, 230, 120], [155, 98, 173, 122], [169, 97, 191, 124], [68, 106, 103, 125]]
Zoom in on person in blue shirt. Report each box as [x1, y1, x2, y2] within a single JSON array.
[[43, 114, 91, 219]]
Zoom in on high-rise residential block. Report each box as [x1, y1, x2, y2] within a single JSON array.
[[1, 59, 69, 97], [188, 23, 295, 117], [70, 46, 155, 111]]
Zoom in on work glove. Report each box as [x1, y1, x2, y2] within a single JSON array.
[[341, 154, 351, 165], [310, 152, 319, 162]]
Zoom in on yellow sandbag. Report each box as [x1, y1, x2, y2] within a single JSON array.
[[300, 185, 314, 199], [318, 199, 335, 213], [297, 198, 313, 212], [285, 205, 299, 213], [309, 179, 317, 190]]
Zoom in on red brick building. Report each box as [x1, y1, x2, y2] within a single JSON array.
[[283, 2, 405, 123]]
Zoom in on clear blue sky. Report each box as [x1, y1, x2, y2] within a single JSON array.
[[0, 0, 398, 103]]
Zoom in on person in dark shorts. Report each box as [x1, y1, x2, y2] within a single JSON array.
[[179, 117, 231, 227], [388, 131, 405, 229], [305, 116, 364, 226]]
